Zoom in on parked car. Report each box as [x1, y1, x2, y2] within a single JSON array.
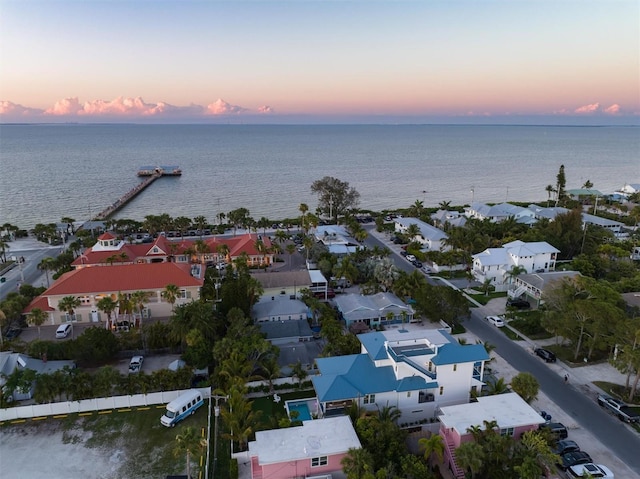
[[506, 298, 531, 309], [535, 348, 557, 363], [421, 265, 432, 274], [539, 421, 568, 439], [406, 254, 416, 262], [412, 260, 423, 268], [55, 323, 72, 339], [597, 393, 640, 423], [400, 250, 408, 256], [129, 356, 144, 373], [565, 463, 614, 478], [559, 451, 592, 471], [4, 327, 22, 341], [553, 440, 580, 455], [485, 315, 505, 327]]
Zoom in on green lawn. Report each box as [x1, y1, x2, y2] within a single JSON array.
[[252, 388, 317, 429]]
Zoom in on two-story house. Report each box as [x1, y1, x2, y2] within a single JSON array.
[[311, 328, 489, 425], [472, 240, 559, 292], [394, 217, 449, 252]]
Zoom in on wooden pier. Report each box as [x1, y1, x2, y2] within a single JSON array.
[[94, 167, 181, 220]]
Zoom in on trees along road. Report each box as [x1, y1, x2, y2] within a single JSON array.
[[0, 245, 63, 301], [362, 225, 640, 474], [465, 309, 640, 475]]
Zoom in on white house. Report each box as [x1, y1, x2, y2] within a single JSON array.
[[431, 209, 467, 229], [508, 271, 581, 303], [311, 328, 489, 425], [394, 217, 449, 251], [0, 351, 75, 401], [313, 225, 360, 255], [614, 183, 640, 199], [582, 213, 626, 239], [334, 292, 414, 328], [464, 203, 535, 223], [472, 240, 559, 291], [252, 296, 309, 323]]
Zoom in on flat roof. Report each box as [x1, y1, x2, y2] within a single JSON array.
[[249, 416, 361, 464], [438, 393, 545, 434]]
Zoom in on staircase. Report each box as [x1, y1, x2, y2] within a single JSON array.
[[508, 285, 527, 298], [444, 437, 465, 479]]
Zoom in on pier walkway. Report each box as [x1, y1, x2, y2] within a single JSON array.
[[93, 167, 181, 220]]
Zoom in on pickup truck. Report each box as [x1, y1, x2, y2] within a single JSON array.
[[597, 393, 640, 423]]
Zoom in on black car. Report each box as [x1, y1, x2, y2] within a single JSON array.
[[539, 422, 568, 439], [412, 260, 423, 268], [534, 348, 557, 363], [4, 327, 22, 341], [559, 451, 592, 470], [506, 298, 531, 309], [553, 439, 580, 455]]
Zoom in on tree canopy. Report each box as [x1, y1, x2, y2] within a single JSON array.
[[311, 176, 360, 224]]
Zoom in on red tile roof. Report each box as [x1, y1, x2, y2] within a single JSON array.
[[24, 296, 54, 314], [45, 262, 203, 296], [98, 232, 117, 240]]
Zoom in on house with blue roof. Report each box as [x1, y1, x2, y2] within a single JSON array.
[[311, 328, 489, 425]]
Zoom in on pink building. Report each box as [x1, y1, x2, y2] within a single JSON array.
[[438, 393, 546, 479], [248, 416, 361, 479]]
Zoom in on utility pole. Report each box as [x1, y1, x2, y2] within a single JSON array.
[[211, 394, 228, 479]]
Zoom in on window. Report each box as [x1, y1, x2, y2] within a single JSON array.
[[363, 394, 375, 404], [453, 364, 457, 372], [500, 427, 514, 437], [311, 456, 328, 467], [418, 391, 434, 403], [407, 391, 411, 398], [439, 386, 444, 396]]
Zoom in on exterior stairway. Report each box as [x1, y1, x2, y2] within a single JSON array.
[[444, 438, 466, 479]]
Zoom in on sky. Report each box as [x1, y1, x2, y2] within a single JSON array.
[[1, 0, 638, 124]]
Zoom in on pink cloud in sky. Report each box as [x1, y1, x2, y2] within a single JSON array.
[[574, 102, 601, 114], [0, 101, 44, 116], [205, 99, 248, 115], [258, 105, 274, 114], [604, 104, 621, 115], [45, 97, 84, 115]]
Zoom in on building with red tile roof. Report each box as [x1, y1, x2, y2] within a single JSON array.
[[71, 232, 273, 269], [24, 262, 204, 327]]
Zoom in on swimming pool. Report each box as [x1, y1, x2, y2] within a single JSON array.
[[285, 398, 319, 421]]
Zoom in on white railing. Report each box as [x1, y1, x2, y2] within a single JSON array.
[[0, 387, 211, 422]]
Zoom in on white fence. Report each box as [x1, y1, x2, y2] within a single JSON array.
[[0, 387, 211, 422]]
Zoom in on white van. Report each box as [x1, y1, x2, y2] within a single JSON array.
[[56, 323, 72, 339], [160, 389, 204, 427]]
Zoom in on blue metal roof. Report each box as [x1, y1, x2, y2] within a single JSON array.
[[432, 343, 489, 365], [358, 332, 388, 360], [313, 354, 442, 402], [396, 376, 436, 392]]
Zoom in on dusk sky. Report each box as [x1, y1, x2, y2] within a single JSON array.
[[1, 0, 638, 124]]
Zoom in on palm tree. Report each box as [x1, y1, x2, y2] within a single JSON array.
[[0, 239, 8, 263], [216, 244, 230, 265], [285, 243, 296, 268], [290, 361, 308, 387], [57, 295, 81, 323], [162, 284, 180, 311], [406, 223, 421, 241], [545, 184, 555, 207], [418, 433, 445, 470], [193, 215, 207, 238], [254, 238, 267, 268], [505, 264, 527, 285], [485, 377, 510, 395], [438, 200, 452, 210], [173, 426, 206, 479], [299, 203, 309, 233], [582, 179, 593, 190], [256, 357, 281, 393], [28, 307, 48, 339], [38, 257, 56, 288], [97, 296, 117, 330], [341, 447, 375, 479], [130, 290, 151, 327], [455, 441, 485, 479]]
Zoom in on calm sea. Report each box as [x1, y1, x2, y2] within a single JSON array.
[[0, 124, 638, 229]]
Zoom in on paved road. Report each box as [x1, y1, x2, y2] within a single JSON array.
[[0, 243, 63, 301], [465, 307, 640, 475]]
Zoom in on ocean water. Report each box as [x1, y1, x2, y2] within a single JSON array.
[[0, 124, 638, 229]]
